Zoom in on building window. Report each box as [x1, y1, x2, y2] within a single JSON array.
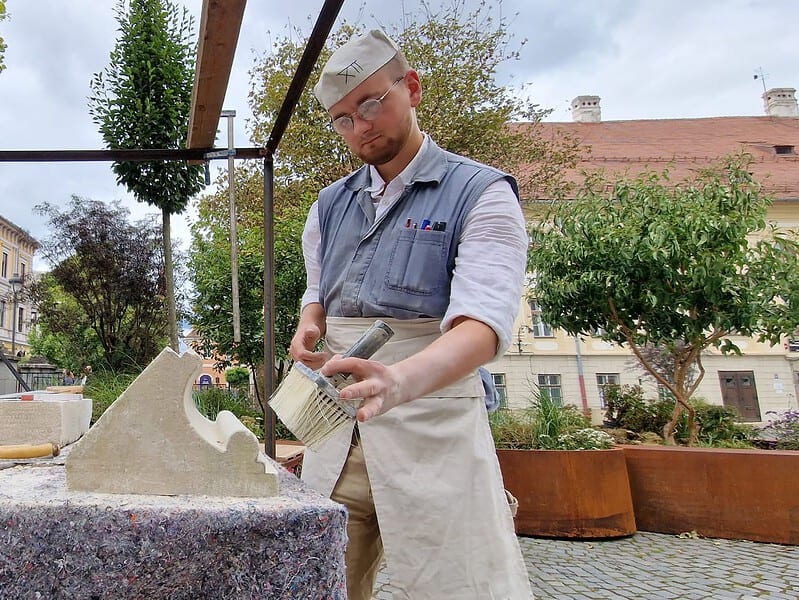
[[0, 300, 5, 328], [537, 374, 562, 405], [20, 263, 26, 278], [596, 373, 620, 408], [1, 253, 6, 279], [492, 373, 507, 409], [17, 307, 24, 332], [528, 300, 554, 338], [774, 145, 794, 155], [657, 385, 674, 401]]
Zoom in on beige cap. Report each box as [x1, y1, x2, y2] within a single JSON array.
[[313, 29, 399, 110]]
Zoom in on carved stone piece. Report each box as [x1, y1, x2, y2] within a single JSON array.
[[66, 347, 278, 497]]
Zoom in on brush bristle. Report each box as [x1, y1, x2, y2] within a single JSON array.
[[269, 366, 354, 449]]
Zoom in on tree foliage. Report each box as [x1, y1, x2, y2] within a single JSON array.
[[188, 167, 310, 382], [88, 0, 204, 350], [0, 1, 7, 74], [189, 0, 579, 387], [225, 366, 250, 389], [30, 196, 169, 372], [528, 155, 799, 443], [247, 1, 578, 201]]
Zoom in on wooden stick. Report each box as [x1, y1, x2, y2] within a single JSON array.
[[0, 442, 60, 459]]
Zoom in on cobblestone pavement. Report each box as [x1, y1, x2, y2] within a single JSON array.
[[372, 532, 799, 599]]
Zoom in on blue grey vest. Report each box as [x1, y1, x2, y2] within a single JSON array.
[[317, 140, 519, 319]]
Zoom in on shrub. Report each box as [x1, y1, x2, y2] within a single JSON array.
[[604, 385, 658, 432], [225, 366, 250, 389], [490, 390, 610, 450], [553, 428, 615, 450], [83, 370, 138, 424], [604, 385, 675, 435], [194, 387, 259, 421], [764, 409, 799, 450], [674, 399, 753, 447], [605, 387, 753, 447], [489, 407, 536, 450]]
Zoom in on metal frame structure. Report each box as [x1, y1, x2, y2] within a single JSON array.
[[0, 0, 347, 457]]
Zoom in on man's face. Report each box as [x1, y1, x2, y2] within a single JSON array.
[[328, 70, 413, 166]]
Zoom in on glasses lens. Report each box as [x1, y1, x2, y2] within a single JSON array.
[[332, 116, 354, 134], [358, 99, 382, 121]]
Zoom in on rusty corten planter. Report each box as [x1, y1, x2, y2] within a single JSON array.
[[622, 445, 799, 545], [496, 447, 636, 538]]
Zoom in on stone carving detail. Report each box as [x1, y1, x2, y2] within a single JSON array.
[[66, 347, 278, 497]]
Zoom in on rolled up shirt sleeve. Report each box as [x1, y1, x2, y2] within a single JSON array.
[[442, 179, 529, 358], [300, 200, 323, 310]]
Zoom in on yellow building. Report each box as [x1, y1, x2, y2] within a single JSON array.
[[0, 216, 39, 358], [491, 88, 799, 423]]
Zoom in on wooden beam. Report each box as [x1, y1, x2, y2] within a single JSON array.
[[0, 148, 265, 162], [187, 0, 247, 150]]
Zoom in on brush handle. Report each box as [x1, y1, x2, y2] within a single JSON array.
[[329, 320, 394, 390], [341, 320, 394, 360]]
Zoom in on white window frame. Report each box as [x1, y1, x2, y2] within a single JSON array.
[[537, 374, 562, 405], [596, 373, 620, 408], [492, 373, 507, 409], [528, 300, 554, 338]]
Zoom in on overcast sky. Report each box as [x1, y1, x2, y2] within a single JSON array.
[[1, 0, 797, 271]]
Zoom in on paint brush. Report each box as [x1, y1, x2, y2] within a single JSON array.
[[268, 320, 394, 449]]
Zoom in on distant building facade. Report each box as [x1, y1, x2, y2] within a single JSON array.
[[491, 88, 799, 423], [0, 216, 39, 358], [182, 327, 231, 389]]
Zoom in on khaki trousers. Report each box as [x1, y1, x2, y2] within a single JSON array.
[[330, 437, 384, 600]]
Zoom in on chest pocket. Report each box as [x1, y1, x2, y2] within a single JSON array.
[[384, 228, 448, 295]]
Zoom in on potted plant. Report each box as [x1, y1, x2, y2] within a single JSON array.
[[490, 393, 636, 538], [603, 387, 799, 545]]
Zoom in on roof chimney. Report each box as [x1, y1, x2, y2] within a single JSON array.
[[571, 95, 601, 123], [763, 88, 798, 117]]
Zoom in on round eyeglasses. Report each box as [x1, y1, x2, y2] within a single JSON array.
[[330, 77, 405, 135]]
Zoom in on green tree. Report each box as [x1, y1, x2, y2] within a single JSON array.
[[188, 167, 310, 402], [189, 0, 579, 384], [225, 366, 250, 389], [26, 281, 92, 373], [0, 1, 8, 74], [88, 0, 204, 352], [30, 196, 169, 372], [247, 3, 578, 202], [528, 156, 799, 444]]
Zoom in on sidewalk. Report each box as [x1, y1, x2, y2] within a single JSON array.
[[372, 532, 799, 599]]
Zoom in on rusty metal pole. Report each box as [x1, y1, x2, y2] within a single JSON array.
[[263, 154, 276, 459]]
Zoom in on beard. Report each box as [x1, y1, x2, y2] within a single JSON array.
[[354, 134, 403, 166], [351, 111, 414, 166]]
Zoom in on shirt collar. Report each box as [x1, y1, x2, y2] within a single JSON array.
[[367, 134, 431, 198], [345, 135, 448, 193]]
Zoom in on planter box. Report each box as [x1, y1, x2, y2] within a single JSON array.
[[622, 445, 799, 545], [496, 448, 636, 538]]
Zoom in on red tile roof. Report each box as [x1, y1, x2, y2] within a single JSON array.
[[525, 116, 799, 200]]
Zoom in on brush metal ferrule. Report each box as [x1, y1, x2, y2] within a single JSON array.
[[293, 362, 358, 418]]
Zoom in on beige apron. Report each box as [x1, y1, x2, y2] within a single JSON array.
[[302, 317, 533, 599]]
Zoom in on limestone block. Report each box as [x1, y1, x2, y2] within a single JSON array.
[[0, 394, 92, 446], [66, 347, 279, 497]]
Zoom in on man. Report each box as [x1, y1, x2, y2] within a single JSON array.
[[291, 29, 533, 599]]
